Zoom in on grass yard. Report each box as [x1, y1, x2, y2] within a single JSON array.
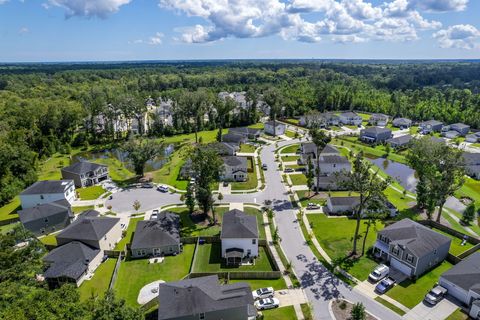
[[0, 196, 20, 222], [289, 174, 307, 186], [78, 258, 116, 301], [239, 143, 256, 153], [231, 160, 259, 190], [296, 191, 359, 208], [455, 176, 480, 207], [90, 157, 136, 186], [248, 123, 265, 130], [115, 217, 144, 250], [192, 243, 275, 272], [0, 222, 19, 234], [162, 128, 227, 144], [229, 277, 287, 291], [307, 214, 383, 280], [374, 297, 406, 316], [114, 244, 195, 306], [152, 148, 189, 191], [333, 137, 407, 164], [446, 308, 470, 320], [167, 207, 228, 237], [285, 130, 297, 138], [281, 155, 300, 162], [72, 205, 95, 214], [39, 234, 57, 246], [431, 228, 474, 256], [386, 261, 452, 309], [285, 118, 299, 125], [280, 144, 300, 154], [77, 185, 105, 200], [262, 306, 297, 320]]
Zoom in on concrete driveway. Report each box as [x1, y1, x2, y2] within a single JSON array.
[[403, 298, 459, 320], [274, 288, 308, 307]]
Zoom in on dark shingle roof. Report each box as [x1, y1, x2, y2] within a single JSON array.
[[221, 209, 258, 239], [362, 126, 392, 135], [131, 212, 180, 250], [265, 120, 286, 127], [43, 241, 100, 281], [379, 219, 451, 258], [387, 134, 413, 145], [222, 132, 246, 143], [21, 180, 73, 195], [229, 127, 261, 136], [341, 111, 360, 118], [392, 118, 412, 126], [441, 252, 480, 291], [319, 155, 350, 164], [370, 113, 388, 121], [223, 156, 247, 167], [463, 152, 480, 165], [329, 196, 360, 206], [302, 143, 339, 156], [56, 216, 119, 242], [205, 142, 238, 155], [18, 199, 71, 223], [62, 161, 106, 175], [451, 123, 470, 130], [422, 120, 443, 126], [157, 275, 255, 320]]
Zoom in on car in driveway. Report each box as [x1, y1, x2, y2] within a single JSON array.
[[262, 163, 268, 170], [142, 183, 154, 188], [306, 203, 320, 210], [252, 287, 274, 300], [150, 209, 159, 220], [375, 277, 395, 294], [424, 285, 448, 305], [369, 264, 389, 283], [284, 168, 294, 173], [254, 298, 279, 310], [157, 185, 169, 193]]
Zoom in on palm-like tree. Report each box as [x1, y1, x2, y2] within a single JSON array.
[[310, 128, 331, 193]]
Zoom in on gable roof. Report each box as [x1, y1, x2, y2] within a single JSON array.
[[451, 123, 470, 130], [61, 161, 107, 175], [378, 219, 451, 258], [319, 155, 350, 164], [370, 113, 388, 121], [21, 180, 73, 195], [387, 134, 413, 145], [229, 127, 261, 136], [223, 156, 247, 167], [222, 132, 246, 143], [131, 212, 180, 250], [43, 241, 100, 281], [422, 120, 443, 127], [340, 111, 360, 118], [157, 275, 255, 320], [392, 118, 412, 126], [441, 252, 480, 292], [463, 152, 480, 165], [362, 126, 392, 136], [221, 209, 258, 239], [205, 142, 238, 155], [56, 216, 119, 242], [265, 120, 286, 128], [302, 143, 339, 156], [18, 199, 71, 224], [329, 196, 360, 206]]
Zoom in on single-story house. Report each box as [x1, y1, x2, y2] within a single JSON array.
[[157, 275, 256, 320], [205, 142, 239, 156], [316, 155, 351, 176], [221, 156, 248, 182], [20, 180, 76, 209], [131, 212, 181, 258], [392, 118, 412, 129], [419, 120, 443, 133], [463, 152, 480, 179], [373, 219, 451, 278], [61, 161, 109, 188], [443, 130, 460, 139], [450, 123, 471, 136], [360, 127, 393, 144], [43, 241, 102, 288], [222, 132, 247, 144], [466, 133, 480, 143], [18, 199, 73, 236], [369, 114, 389, 126], [339, 111, 362, 126], [221, 209, 258, 266], [264, 121, 286, 136], [56, 216, 121, 252], [387, 134, 413, 149], [326, 196, 360, 214], [229, 127, 262, 140]]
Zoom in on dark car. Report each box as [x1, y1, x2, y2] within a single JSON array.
[[141, 183, 154, 189], [284, 168, 294, 173], [375, 277, 395, 294], [295, 167, 306, 172]]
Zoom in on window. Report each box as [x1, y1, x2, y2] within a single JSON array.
[[406, 254, 414, 263], [391, 247, 399, 255], [44, 218, 49, 223], [252, 239, 256, 245], [434, 249, 437, 255], [199, 313, 205, 320], [40, 195, 44, 200]]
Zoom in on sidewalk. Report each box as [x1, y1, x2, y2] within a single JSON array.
[[355, 281, 410, 313]]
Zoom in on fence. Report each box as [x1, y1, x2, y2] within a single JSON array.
[[0, 217, 19, 226], [189, 271, 282, 280], [108, 251, 123, 290]]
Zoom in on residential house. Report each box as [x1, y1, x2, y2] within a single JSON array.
[[20, 180, 76, 209], [373, 219, 451, 278], [339, 111, 362, 126], [205, 142, 239, 156], [325, 113, 341, 126], [326, 196, 360, 214], [369, 114, 389, 126], [299, 142, 339, 165], [450, 123, 471, 136], [221, 209, 258, 266], [419, 120, 443, 133], [43, 241, 102, 288], [316, 155, 351, 176], [56, 216, 121, 252], [463, 152, 480, 179], [229, 127, 262, 140], [315, 174, 350, 191], [153, 98, 174, 127], [179, 159, 194, 180], [131, 212, 181, 258], [157, 275, 256, 320], [222, 156, 248, 182], [387, 134, 413, 149], [61, 161, 109, 188], [18, 199, 73, 236], [264, 121, 286, 136], [299, 112, 326, 128], [222, 132, 247, 144], [392, 118, 412, 129], [360, 127, 393, 144], [218, 91, 249, 115], [443, 130, 460, 139], [466, 132, 480, 143]]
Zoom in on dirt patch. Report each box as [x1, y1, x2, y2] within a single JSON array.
[[189, 211, 209, 225], [331, 299, 377, 320]]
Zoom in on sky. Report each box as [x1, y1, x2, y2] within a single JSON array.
[[0, 0, 479, 62]]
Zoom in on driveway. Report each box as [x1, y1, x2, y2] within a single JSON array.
[[403, 298, 458, 320], [274, 288, 308, 307]]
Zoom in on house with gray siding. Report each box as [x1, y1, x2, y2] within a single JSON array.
[[339, 111, 362, 126], [373, 219, 451, 278], [463, 152, 480, 179], [387, 134, 413, 149], [61, 161, 109, 188], [264, 121, 286, 136], [205, 142, 239, 156], [368, 114, 389, 126], [20, 180, 76, 209], [157, 275, 256, 320], [221, 156, 248, 182], [450, 123, 471, 136], [326, 196, 360, 214], [392, 118, 412, 129], [466, 132, 480, 143], [18, 199, 73, 236], [229, 127, 262, 140], [360, 127, 393, 144], [221, 132, 247, 144], [420, 120, 443, 133]]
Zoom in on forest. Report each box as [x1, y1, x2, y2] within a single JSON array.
[[1, 60, 480, 206]]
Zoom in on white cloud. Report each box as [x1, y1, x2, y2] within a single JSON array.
[[434, 24, 480, 49], [19, 27, 29, 34], [148, 32, 164, 45], [332, 34, 367, 43], [47, 0, 131, 18], [410, 0, 468, 12], [0, 0, 9, 4]]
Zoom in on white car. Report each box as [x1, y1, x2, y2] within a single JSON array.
[[424, 285, 448, 305], [307, 203, 320, 210], [254, 298, 280, 310], [369, 264, 389, 282], [150, 209, 159, 220], [252, 287, 274, 300], [157, 185, 169, 193]]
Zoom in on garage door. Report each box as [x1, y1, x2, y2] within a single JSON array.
[[439, 278, 469, 304], [390, 258, 412, 276]]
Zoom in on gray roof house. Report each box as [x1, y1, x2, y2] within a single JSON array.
[[20, 180, 76, 209], [387, 134, 413, 149], [443, 130, 460, 139], [264, 121, 286, 136], [43, 241, 102, 288], [61, 161, 109, 188], [463, 152, 480, 179], [360, 127, 393, 144], [131, 212, 181, 258], [229, 127, 262, 140], [18, 199, 73, 236], [222, 132, 247, 144], [466, 132, 480, 143], [316, 155, 351, 176], [326, 196, 360, 214], [392, 118, 412, 129], [314, 173, 350, 190], [373, 219, 451, 278], [450, 123, 471, 136], [420, 120, 443, 133], [221, 156, 248, 182], [339, 111, 362, 126], [369, 114, 389, 126], [299, 143, 339, 165], [157, 275, 256, 320], [205, 142, 239, 156]]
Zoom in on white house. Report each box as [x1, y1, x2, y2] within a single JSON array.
[[264, 121, 286, 136], [339, 112, 362, 126], [222, 156, 248, 182], [20, 180, 76, 209], [317, 155, 351, 176], [221, 209, 259, 266]]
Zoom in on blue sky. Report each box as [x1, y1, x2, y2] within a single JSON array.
[[0, 0, 479, 62]]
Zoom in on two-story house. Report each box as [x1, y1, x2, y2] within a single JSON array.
[[339, 111, 362, 126], [373, 219, 451, 278], [360, 127, 393, 144], [61, 161, 109, 188], [221, 156, 248, 182], [229, 127, 262, 140], [221, 209, 259, 266], [419, 120, 443, 134], [387, 134, 413, 150], [392, 118, 412, 129], [463, 152, 480, 179], [264, 120, 286, 136], [369, 114, 389, 126], [20, 180, 76, 209], [450, 123, 471, 136], [18, 199, 73, 236]]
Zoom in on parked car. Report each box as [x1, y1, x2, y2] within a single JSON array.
[[157, 185, 169, 193], [424, 285, 448, 305], [252, 287, 274, 300], [262, 164, 268, 170], [306, 203, 320, 210], [223, 181, 229, 187], [284, 168, 294, 173], [151, 210, 159, 220], [142, 183, 154, 188], [295, 167, 306, 172], [369, 264, 389, 283], [254, 298, 279, 310], [375, 277, 395, 294]]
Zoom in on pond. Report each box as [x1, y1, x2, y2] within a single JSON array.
[[74, 144, 175, 172], [369, 158, 418, 193]]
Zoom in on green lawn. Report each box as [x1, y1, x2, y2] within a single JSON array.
[[374, 297, 406, 316], [115, 217, 144, 250], [39, 234, 57, 246], [446, 308, 470, 320], [38, 153, 73, 181], [307, 214, 383, 280], [152, 147, 189, 191], [296, 191, 359, 208], [77, 185, 105, 200], [285, 130, 297, 138], [280, 144, 300, 154], [229, 277, 286, 291], [239, 144, 256, 153], [281, 155, 300, 162], [262, 306, 297, 320], [162, 128, 227, 144], [0, 196, 21, 222], [431, 228, 474, 256], [333, 137, 407, 164], [285, 118, 299, 125], [231, 160, 259, 191], [386, 261, 452, 309], [90, 157, 136, 186], [455, 176, 480, 207], [114, 244, 195, 306], [289, 174, 307, 186], [248, 123, 265, 130], [72, 205, 95, 214], [78, 258, 116, 301], [0, 222, 19, 234], [192, 243, 274, 272]]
